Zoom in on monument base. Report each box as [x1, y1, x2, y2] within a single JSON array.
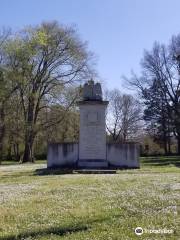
[[47, 142, 140, 169], [78, 159, 108, 168]]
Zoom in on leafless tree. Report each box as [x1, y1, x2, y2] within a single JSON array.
[[106, 89, 142, 142], [126, 39, 180, 154]]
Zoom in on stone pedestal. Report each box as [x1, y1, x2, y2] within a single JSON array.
[[78, 100, 109, 168]]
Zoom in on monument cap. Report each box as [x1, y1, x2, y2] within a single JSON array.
[[83, 79, 103, 101]]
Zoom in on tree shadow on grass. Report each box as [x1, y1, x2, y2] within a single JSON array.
[[141, 156, 180, 167], [0, 214, 123, 240], [34, 167, 74, 176], [0, 171, 34, 180], [0, 225, 89, 240], [34, 168, 119, 175]]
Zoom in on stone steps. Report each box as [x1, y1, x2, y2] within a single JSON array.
[[78, 159, 108, 168], [74, 169, 116, 174]]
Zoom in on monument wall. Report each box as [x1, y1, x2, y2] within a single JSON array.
[[107, 143, 140, 168], [47, 143, 78, 168], [47, 142, 139, 168]]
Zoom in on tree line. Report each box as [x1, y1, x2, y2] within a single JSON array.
[[128, 37, 180, 155], [0, 21, 180, 163]]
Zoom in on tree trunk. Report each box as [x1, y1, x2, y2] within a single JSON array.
[[13, 143, 20, 161], [168, 139, 171, 155], [163, 141, 168, 155], [163, 132, 168, 155], [22, 97, 36, 163], [177, 135, 180, 156], [167, 121, 171, 155], [22, 130, 35, 162], [7, 144, 12, 160], [0, 104, 5, 164], [23, 141, 34, 162]]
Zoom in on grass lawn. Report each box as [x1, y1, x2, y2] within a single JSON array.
[[0, 157, 179, 240]]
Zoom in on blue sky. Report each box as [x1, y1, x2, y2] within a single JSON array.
[[1, 0, 180, 90]]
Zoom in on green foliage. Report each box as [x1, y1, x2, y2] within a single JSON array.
[[0, 21, 94, 163]]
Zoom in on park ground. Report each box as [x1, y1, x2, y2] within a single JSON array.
[[0, 157, 180, 240]]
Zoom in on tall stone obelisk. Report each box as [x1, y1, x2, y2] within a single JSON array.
[[78, 80, 109, 168]]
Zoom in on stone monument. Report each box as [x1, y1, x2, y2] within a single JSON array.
[[47, 80, 140, 169], [78, 80, 109, 168]]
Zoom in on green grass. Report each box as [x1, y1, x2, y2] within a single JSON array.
[[0, 157, 179, 240]]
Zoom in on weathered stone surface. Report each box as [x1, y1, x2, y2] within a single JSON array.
[[78, 101, 108, 167], [47, 143, 78, 168], [94, 82, 102, 100], [83, 80, 102, 101], [47, 142, 140, 168], [107, 143, 140, 168]]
